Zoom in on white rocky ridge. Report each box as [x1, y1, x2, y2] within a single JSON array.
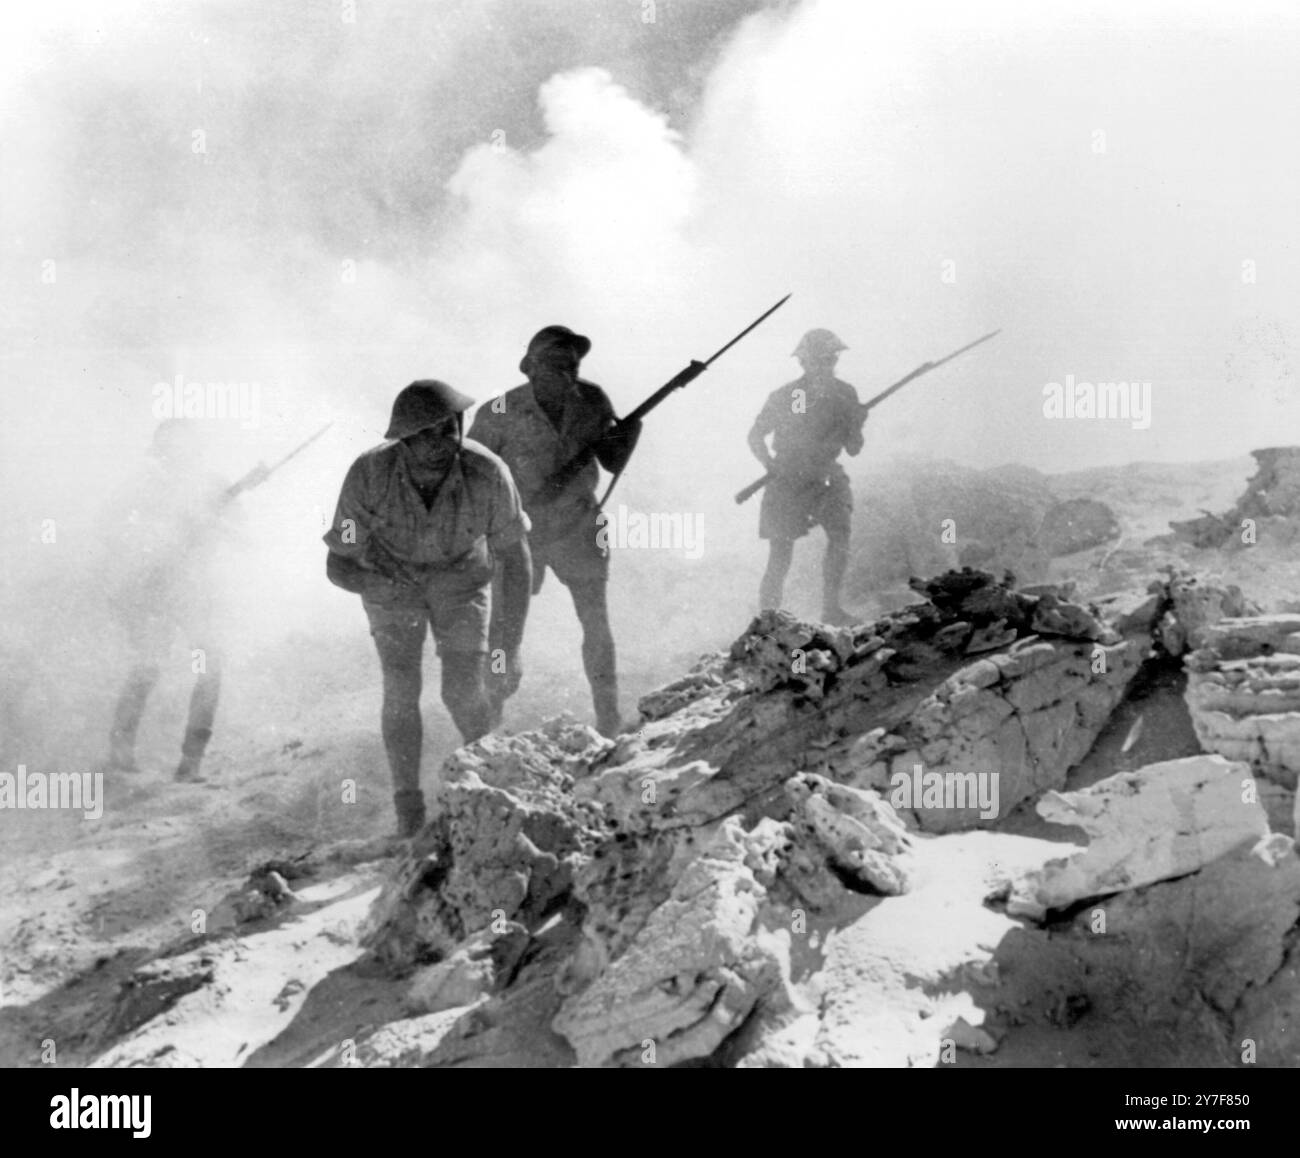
[[86, 568, 1300, 1068]]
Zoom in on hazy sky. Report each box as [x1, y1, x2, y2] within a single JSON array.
[[2, 0, 1297, 621]]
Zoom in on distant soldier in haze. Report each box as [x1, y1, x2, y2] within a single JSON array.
[[469, 326, 641, 738], [748, 328, 864, 625], [324, 381, 532, 838], [102, 418, 234, 782]]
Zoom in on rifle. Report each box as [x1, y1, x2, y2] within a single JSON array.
[[534, 294, 791, 511], [733, 329, 1001, 505], [126, 421, 334, 595], [220, 421, 334, 505]]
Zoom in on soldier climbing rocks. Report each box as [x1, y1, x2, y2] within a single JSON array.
[[324, 380, 532, 838]]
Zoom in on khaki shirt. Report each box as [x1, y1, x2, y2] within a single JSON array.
[[101, 463, 234, 620], [323, 438, 527, 570], [751, 375, 864, 479], [468, 380, 616, 545]]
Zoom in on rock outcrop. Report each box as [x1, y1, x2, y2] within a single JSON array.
[[553, 818, 795, 1067], [361, 720, 608, 967], [1007, 755, 1268, 919], [1171, 446, 1300, 548], [1156, 571, 1251, 656], [1035, 496, 1121, 556], [1184, 613, 1300, 794], [342, 569, 1260, 1065], [85, 565, 1300, 1071]]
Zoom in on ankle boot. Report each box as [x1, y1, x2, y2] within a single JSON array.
[[394, 789, 426, 838], [175, 727, 212, 782], [593, 686, 622, 739]]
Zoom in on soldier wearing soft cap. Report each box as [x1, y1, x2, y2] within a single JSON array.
[[470, 326, 641, 737]]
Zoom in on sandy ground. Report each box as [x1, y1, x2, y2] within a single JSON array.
[[0, 601, 675, 1067]]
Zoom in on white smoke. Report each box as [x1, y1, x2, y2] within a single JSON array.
[[2, 0, 1299, 767]]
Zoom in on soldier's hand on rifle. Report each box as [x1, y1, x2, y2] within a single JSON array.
[[768, 455, 795, 480], [364, 539, 423, 589], [595, 417, 642, 474]]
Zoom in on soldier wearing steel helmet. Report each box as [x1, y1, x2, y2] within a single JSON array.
[[747, 328, 864, 625], [324, 380, 532, 837], [469, 325, 640, 738]]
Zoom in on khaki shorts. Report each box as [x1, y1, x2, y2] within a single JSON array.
[[528, 510, 609, 591], [110, 581, 218, 661], [361, 542, 494, 656], [759, 471, 853, 542]]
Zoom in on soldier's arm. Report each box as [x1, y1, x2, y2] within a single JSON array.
[[496, 538, 532, 652], [587, 387, 641, 474], [842, 384, 866, 457], [486, 464, 532, 651], [323, 458, 378, 592], [748, 393, 782, 470]]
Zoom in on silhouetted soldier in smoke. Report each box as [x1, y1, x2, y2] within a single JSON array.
[[102, 418, 232, 782], [469, 326, 640, 738], [324, 381, 532, 838], [748, 328, 864, 624]]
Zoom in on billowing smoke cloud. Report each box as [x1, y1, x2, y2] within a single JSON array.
[[2, 0, 1298, 770]]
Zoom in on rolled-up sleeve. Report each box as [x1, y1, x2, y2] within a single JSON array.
[[322, 458, 374, 559], [484, 460, 530, 551], [839, 385, 865, 455]]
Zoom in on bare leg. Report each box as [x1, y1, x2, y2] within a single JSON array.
[[108, 663, 161, 771], [371, 614, 428, 835], [759, 539, 795, 611], [567, 578, 620, 736], [176, 648, 222, 781], [440, 650, 492, 745], [822, 533, 851, 622]]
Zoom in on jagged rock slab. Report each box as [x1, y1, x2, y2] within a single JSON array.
[[783, 773, 914, 896], [1192, 613, 1300, 658], [1185, 615, 1300, 788], [362, 722, 608, 967], [836, 637, 1145, 831], [404, 923, 529, 1015], [552, 819, 793, 1067], [1007, 755, 1267, 919], [589, 571, 1153, 838], [1091, 587, 1165, 636], [1157, 573, 1250, 656]]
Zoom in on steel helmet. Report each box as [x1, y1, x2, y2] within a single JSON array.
[[519, 325, 592, 376], [792, 329, 848, 360], [384, 380, 475, 440], [150, 417, 203, 459]]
